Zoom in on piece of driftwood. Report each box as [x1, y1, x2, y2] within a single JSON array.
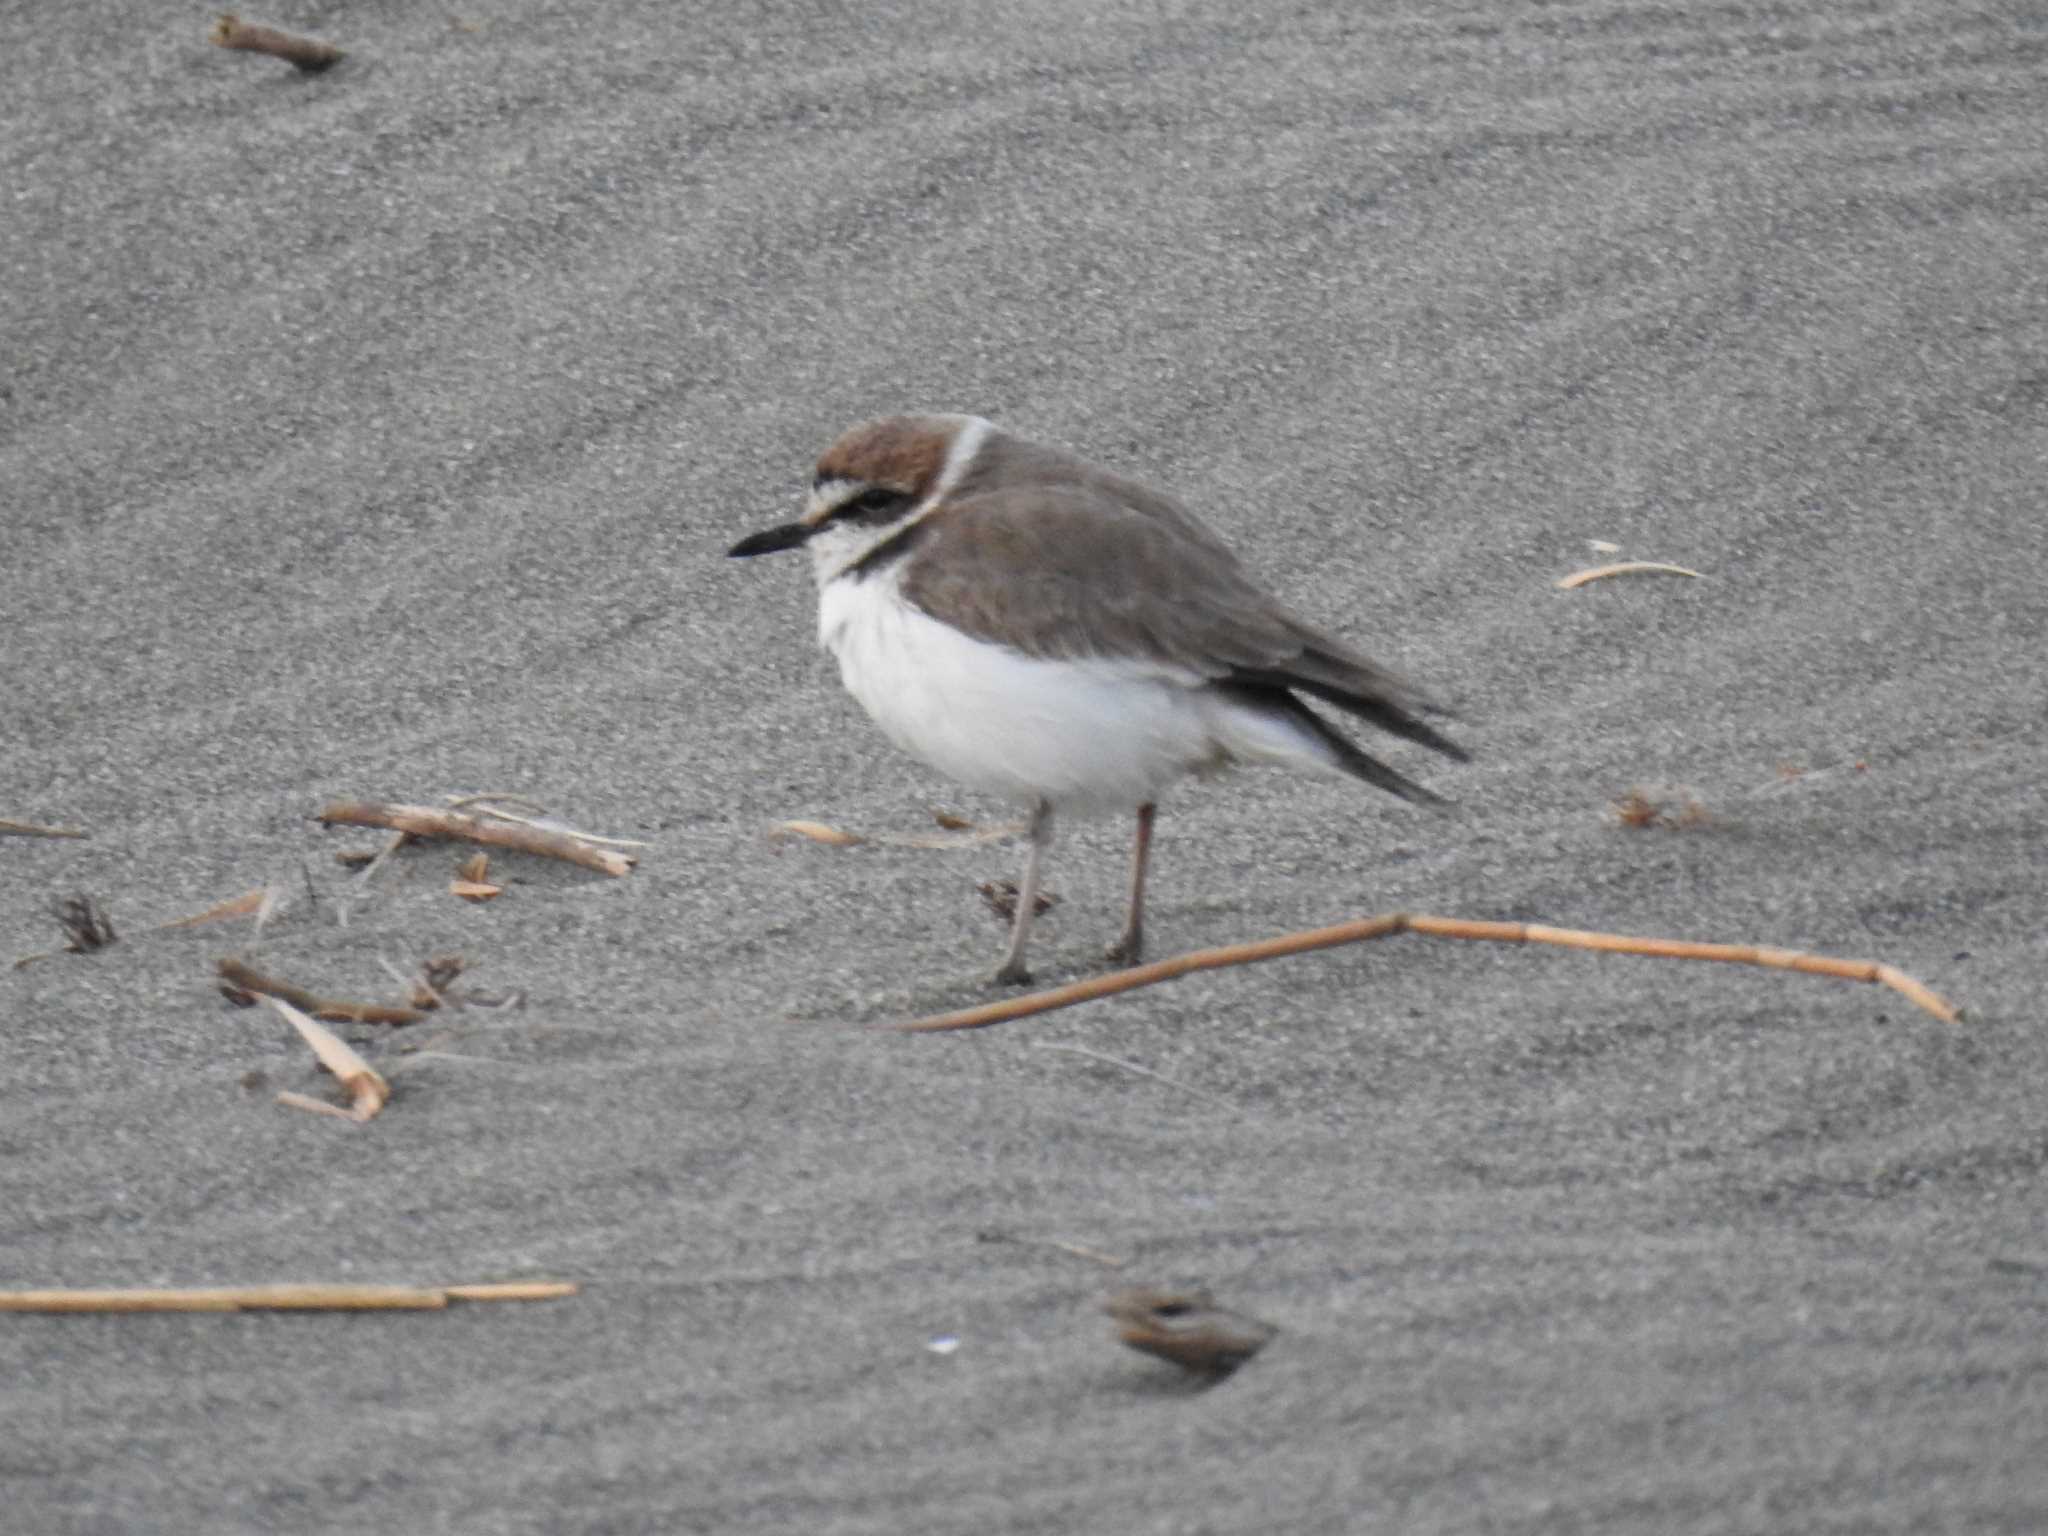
[[0, 1280, 576, 1313], [891, 913, 1962, 1033], [0, 818, 88, 839], [208, 13, 344, 72], [1557, 560, 1705, 589], [316, 799, 634, 876], [1104, 1286, 1277, 1377], [219, 958, 428, 1025]]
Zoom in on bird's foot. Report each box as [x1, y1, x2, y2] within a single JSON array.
[[990, 959, 1034, 988], [1104, 930, 1144, 968]]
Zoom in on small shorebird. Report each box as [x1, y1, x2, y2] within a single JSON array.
[[729, 414, 1468, 984]]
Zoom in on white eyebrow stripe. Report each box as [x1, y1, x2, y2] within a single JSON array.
[[923, 415, 992, 511]]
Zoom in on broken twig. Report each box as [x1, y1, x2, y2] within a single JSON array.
[[209, 13, 345, 72], [317, 799, 634, 877], [0, 818, 88, 839], [890, 913, 1961, 1033], [219, 958, 428, 1025]]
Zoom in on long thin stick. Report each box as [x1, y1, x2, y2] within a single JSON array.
[[889, 913, 1960, 1033], [316, 799, 635, 877], [0, 1281, 577, 1313]]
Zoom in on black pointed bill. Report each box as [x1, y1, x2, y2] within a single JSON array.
[[727, 521, 814, 558]]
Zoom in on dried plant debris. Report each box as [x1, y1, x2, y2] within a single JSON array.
[[978, 879, 1061, 924], [0, 1280, 577, 1313], [264, 995, 389, 1123], [452, 850, 503, 902], [895, 912, 1962, 1033], [1104, 1286, 1277, 1378], [770, 813, 1026, 851], [1612, 787, 1709, 829], [54, 895, 117, 954], [18, 885, 282, 969], [443, 795, 648, 850], [771, 819, 865, 848], [158, 886, 269, 930], [218, 958, 430, 1025], [209, 12, 344, 72], [1556, 560, 1705, 589], [0, 818, 88, 840], [317, 799, 635, 877]]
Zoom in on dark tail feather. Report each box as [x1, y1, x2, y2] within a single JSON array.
[[1230, 658, 1471, 765], [1236, 686, 1450, 806]]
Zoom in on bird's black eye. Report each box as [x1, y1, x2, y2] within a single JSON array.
[[836, 486, 914, 523]]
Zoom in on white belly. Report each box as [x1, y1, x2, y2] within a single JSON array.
[[816, 572, 1339, 815]]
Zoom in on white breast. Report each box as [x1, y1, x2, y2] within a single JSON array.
[[815, 570, 1343, 815]]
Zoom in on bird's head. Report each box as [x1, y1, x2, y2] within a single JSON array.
[[728, 414, 991, 580]]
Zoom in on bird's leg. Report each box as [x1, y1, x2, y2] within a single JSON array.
[[992, 799, 1054, 987], [1106, 801, 1155, 967]]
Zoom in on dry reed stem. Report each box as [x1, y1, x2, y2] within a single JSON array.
[[220, 958, 428, 1025], [446, 797, 649, 850], [158, 887, 268, 930], [890, 913, 1961, 1033], [0, 818, 88, 839], [1557, 561, 1705, 589], [0, 1280, 577, 1313], [317, 799, 634, 876], [209, 13, 344, 72]]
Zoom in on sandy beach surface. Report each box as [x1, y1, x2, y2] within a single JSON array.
[[5, 3, 2045, 1531]]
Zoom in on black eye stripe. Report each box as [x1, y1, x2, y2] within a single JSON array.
[[835, 486, 915, 524]]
